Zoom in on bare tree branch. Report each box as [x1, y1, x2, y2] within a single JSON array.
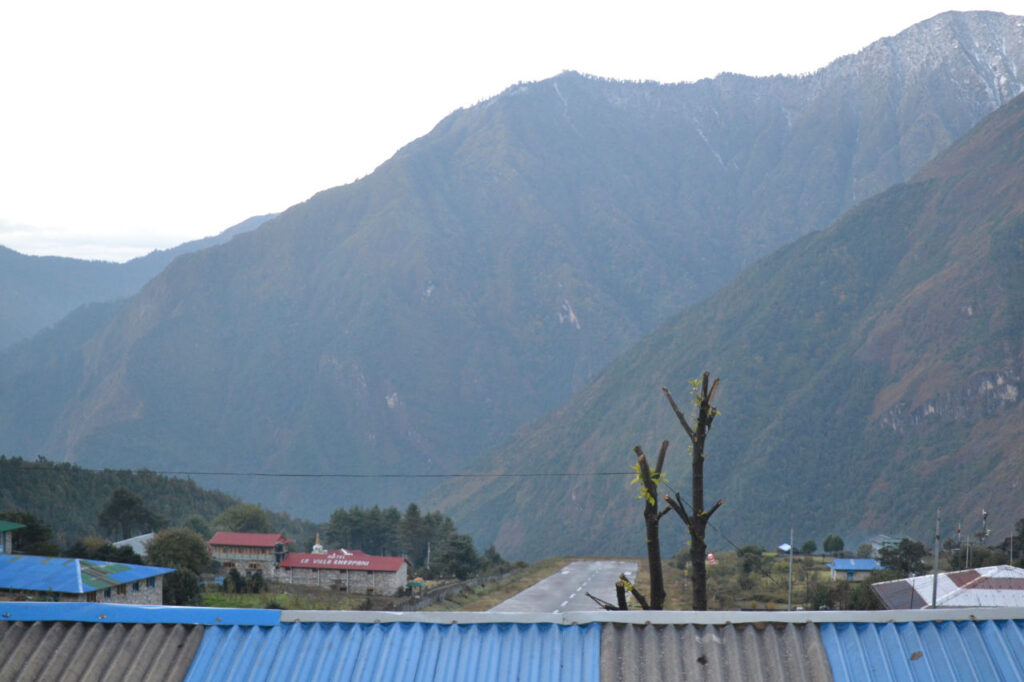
[[662, 387, 695, 441], [654, 440, 669, 475]]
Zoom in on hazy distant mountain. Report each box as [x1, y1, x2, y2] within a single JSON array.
[[0, 214, 274, 349], [0, 12, 1021, 526], [432, 91, 1024, 558]]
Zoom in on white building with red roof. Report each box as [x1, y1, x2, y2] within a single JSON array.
[[872, 564, 1024, 609], [208, 532, 292, 575], [272, 547, 410, 595]]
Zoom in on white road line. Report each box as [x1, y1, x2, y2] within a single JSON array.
[[560, 600, 569, 607]]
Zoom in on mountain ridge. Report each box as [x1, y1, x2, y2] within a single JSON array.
[[0, 11, 1021, 527], [431, 92, 1024, 558]]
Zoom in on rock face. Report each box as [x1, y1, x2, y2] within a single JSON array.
[[0, 12, 1022, 526]]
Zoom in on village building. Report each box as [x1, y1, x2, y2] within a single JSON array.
[[0, 521, 24, 554], [208, 531, 292, 575], [827, 557, 882, 582], [113, 531, 155, 559], [0, 554, 173, 604], [872, 564, 1024, 609], [271, 538, 410, 594]]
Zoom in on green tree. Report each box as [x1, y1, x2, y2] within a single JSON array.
[[823, 534, 845, 556], [856, 543, 874, 558], [182, 514, 212, 539], [0, 510, 60, 555], [162, 569, 201, 606], [878, 538, 927, 575], [98, 488, 167, 541], [147, 527, 211, 606], [479, 545, 512, 575], [432, 534, 480, 580], [146, 528, 211, 575], [800, 540, 817, 555], [736, 545, 768, 575], [213, 504, 271, 534], [399, 504, 428, 566]]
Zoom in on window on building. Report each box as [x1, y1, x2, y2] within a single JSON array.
[[87, 592, 97, 602], [133, 582, 140, 592], [116, 585, 126, 595], [104, 588, 111, 599], [146, 577, 156, 588]]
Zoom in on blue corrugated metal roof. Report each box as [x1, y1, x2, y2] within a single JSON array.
[[820, 619, 1024, 681], [1, 602, 280, 626], [827, 558, 882, 571], [185, 621, 601, 682], [0, 554, 173, 593]]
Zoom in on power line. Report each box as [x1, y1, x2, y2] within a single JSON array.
[[662, 479, 784, 588], [15, 465, 632, 479]]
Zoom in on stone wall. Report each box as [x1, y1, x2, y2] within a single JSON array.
[[1, 576, 165, 605], [270, 563, 407, 595]]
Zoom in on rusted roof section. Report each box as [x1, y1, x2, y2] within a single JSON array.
[[873, 564, 1024, 609], [600, 622, 833, 682], [0, 620, 203, 682]]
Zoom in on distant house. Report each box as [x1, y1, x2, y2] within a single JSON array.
[[0, 554, 174, 604], [872, 565, 1024, 609], [208, 532, 292, 575], [827, 558, 882, 582], [113, 531, 155, 559], [0, 521, 25, 554], [271, 547, 410, 595]]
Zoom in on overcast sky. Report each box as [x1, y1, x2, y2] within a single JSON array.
[[2, 1, 1021, 261]]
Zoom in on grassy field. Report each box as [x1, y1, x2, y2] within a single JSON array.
[[201, 585, 393, 611], [199, 551, 862, 612], [631, 551, 848, 610], [423, 556, 574, 611]]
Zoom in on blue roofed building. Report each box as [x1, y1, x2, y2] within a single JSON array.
[[0, 554, 174, 604], [827, 557, 883, 582]]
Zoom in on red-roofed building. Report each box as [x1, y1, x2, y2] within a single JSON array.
[[271, 547, 410, 594], [208, 532, 292, 575]]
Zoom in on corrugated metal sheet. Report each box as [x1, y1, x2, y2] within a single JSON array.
[[820, 619, 1024, 681], [2, 601, 281, 625], [600, 622, 833, 681], [0, 620, 203, 682], [873, 566, 1024, 609], [186, 621, 601, 682]]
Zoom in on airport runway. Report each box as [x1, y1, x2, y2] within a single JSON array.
[[489, 560, 638, 613]]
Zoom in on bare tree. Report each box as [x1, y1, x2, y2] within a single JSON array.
[[663, 372, 723, 611], [631, 440, 670, 609]]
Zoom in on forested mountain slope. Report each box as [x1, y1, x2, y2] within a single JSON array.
[[433, 91, 1024, 558], [0, 12, 1021, 521]]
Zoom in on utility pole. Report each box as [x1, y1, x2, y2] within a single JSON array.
[[788, 527, 794, 611], [932, 509, 940, 609]]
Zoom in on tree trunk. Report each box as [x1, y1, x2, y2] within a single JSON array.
[[663, 373, 723, 611], [634, 441, 669, 610]]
